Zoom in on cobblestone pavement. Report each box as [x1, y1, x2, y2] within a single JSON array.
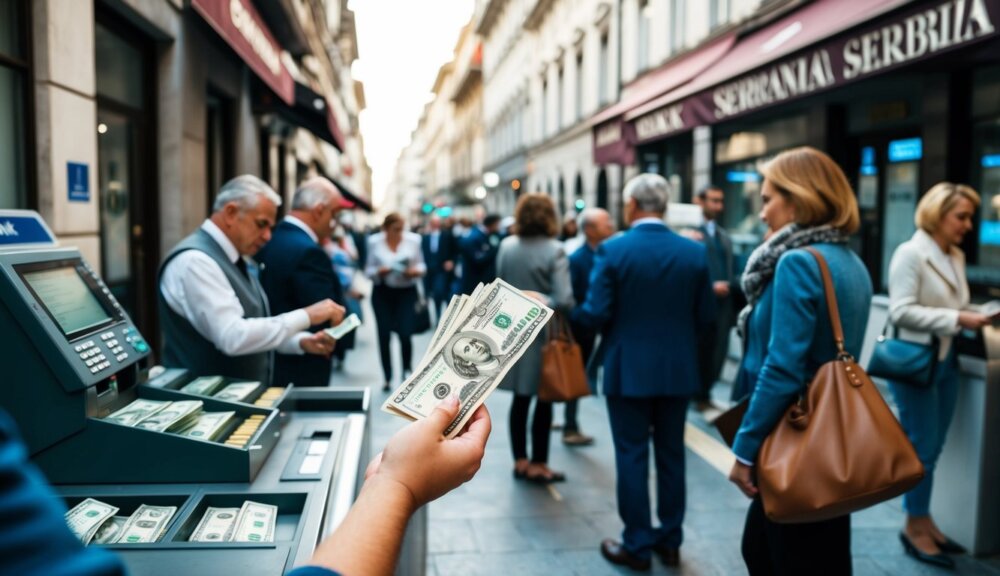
[[336, 303, 1000, 576]]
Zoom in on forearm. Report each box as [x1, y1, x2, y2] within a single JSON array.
[[306, 476, 417, 576]]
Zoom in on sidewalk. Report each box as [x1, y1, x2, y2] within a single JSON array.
[[335, 305, 1000, 575]]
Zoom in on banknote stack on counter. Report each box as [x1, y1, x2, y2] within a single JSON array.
[[66, 498, 176, 545], [182, 376, 285, 408], [188, 500, 277, 543], [103, 398, 236, 442], [382, 279, 553, 437]]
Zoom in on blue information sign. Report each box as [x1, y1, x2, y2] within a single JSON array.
[[887, 138, 923, 163], [0, 211, 58, 246], [67, 162, 90, 202]]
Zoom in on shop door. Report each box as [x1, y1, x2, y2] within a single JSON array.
[[95, 15, 158, 351]]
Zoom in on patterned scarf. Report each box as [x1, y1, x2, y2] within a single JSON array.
[[736, 223, 848, 337]]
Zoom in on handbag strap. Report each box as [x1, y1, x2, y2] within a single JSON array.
[[803, 247, 851, 361], [549, 312, 576, 344]]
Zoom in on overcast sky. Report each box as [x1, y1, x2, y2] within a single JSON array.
[[351, 0, 474, 207]]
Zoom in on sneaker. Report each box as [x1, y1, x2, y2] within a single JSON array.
[[563, 431, 594, 446]]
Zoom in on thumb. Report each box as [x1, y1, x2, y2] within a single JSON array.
[[425, 395, 460, 433]]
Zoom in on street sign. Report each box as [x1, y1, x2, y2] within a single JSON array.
[[67, 162, 90, 202]]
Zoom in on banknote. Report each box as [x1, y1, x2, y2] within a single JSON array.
[[92, 516, 128, 545], [230, 500, 277, 543], [214, 382, 260, 402], [66, 498, 119, 545], [104, 399, 170, 427], [181, 411, 236, 441], [384, 279, 552, 437], [189, 507, 240, 542], [117, 504, 177, 543], [135, 400, 203, 432], [181, 376, 225, 396], [324, 313, 361, 340]]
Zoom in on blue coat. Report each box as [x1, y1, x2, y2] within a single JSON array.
[[573, 222, 715, 397], [257, 220, 345, 387], [731, 244, 873, 463], [458, 226, 499, 295]]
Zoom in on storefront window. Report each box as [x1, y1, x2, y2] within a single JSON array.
[[0, 0, 28, 209], [970, 118, 1000, 286]]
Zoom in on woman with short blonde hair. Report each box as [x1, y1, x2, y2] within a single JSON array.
[[886, 181, 990, 568]]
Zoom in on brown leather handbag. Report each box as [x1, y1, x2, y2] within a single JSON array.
[[538, 313, 590, 402], [756, 247, 924, 524]]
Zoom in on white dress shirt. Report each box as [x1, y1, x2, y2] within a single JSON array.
[[365, 231, 427, 288], [161, 220, 310, 356]]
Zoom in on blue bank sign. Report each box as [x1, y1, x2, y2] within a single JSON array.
[[67, 162, 89, 202]]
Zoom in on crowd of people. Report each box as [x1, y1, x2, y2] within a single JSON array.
[[1, 145, 996, 575]]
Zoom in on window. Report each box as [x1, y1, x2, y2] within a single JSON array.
[[637, 0, 650, 72], [670, 0, 686, 54], [557, 65, 564, 131], [0, 0, 30, 208], [598, 34, 610, 106], [710, 0, 730, 30], [541, 78, 548, 138], [206, 90, 234, 215], [574, 52, 584, 122]]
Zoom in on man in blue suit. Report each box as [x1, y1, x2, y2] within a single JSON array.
[[457, 213, 502, 295], [421, 215, 457, 320], [257, 178, 347, 387], [574, 173, 714, 571]]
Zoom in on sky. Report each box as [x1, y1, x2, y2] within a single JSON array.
[[350, 0, 475, 207]]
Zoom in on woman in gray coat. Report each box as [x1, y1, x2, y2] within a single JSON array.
[[497, 193, 575, 483]]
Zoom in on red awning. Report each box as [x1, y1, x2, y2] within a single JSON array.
[[192, 0, 295, 105]]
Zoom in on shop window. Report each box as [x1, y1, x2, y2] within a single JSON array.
[[969, 118, 1000, 286], [0, 0, 29, 209]]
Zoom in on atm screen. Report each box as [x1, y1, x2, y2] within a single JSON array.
[[20, 265, 114, 337]]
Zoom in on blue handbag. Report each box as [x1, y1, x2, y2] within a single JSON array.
[[866, 322, 938, 388]]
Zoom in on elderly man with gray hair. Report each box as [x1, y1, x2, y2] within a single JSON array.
[[572, 173, 714, 571], [159, 175, 342, 386]]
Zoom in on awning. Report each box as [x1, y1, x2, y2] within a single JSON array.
[[625, 0, 1000, 143], [253, 80, 346, 151], [330, 177, 372, 213], [192, 0, 295, 105]]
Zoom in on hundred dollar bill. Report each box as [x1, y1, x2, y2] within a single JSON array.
[[135, 400, 203, 433], [65, 498, 119, 545], [324, 313, 361, 340], [231, 500, 277, 543], [92, 516, 128, 545], [104, 399, 170, 427], [213, 382, 260, 402], [117, 504, 177, 543], [189, 507, 240, 542], [181, 411, 236, 441], [384, 279, 552, 437], [181, 375, 225, 396]]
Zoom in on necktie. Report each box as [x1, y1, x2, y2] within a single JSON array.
[[234, 257, 249, 280]]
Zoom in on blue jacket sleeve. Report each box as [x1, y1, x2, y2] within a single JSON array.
[[0, 410, 127, 576], [568, 250, 588, 305], [731, 251, 820, 463], [571, 244, 614, 328], [292, 247, 345, 328]]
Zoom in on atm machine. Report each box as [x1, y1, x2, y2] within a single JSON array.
[[0, 211, 370, 575]]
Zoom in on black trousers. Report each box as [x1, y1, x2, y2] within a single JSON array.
[[742, 498, 852, 576], [371, 284, 417, 382], [563, 326, 596, 432], [509, 394, 553, 463]]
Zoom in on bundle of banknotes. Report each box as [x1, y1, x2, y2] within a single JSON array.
[[181, 376, 260, 402], [103, 398, 235, 442], [382, 279, 553, 437], [66, 498, 176, 545], [188, 500, 277, 543]]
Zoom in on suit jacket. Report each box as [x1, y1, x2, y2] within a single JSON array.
[[888, 229, 971, 360], [699, 222, 735, 287], [421, 229, 457, 277], [573, 222, 715, 397], [256, 220, 344, 387], [458, 226, 499, 295], [568, 243, 599, 348]]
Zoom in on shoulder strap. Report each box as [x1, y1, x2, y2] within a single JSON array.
[[803, 247, 848, 359]]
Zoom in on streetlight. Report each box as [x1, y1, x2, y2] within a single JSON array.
[[474, 186, 487, 200], [483, 172, 500, 188]]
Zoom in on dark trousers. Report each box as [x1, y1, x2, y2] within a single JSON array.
[[742, 498, 852, 576], [371, 284, 417, 382], [606, 395, 689, 559], [696, 298, 732, 402], [563, 327, 595, 433], [509, 394, 553, 463], [424, 271, 452, 322]]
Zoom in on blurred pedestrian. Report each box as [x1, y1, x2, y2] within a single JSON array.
[[329, 225, 363, 369], [561, 211, 584, 255], [574, 174, 714, 570], [421, 215, 457, 321], [693, 185, 737, 412], [458, 213, 502, 295], [887, 182, 990, 568], [365, 213, 426, 391], [561, 208, 615, 446], [727, 147, 872, 575], [497, 194, 574, 483]]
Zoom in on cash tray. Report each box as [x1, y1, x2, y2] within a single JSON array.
[[62, 492, 190, 547], [33, 386, 281, 484], [147, 371, 293, 409], [171, 491, 308, 545]]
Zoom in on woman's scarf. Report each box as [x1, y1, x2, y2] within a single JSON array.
[[736, 223, 848, 337]]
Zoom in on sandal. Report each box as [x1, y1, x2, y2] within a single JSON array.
[[525, 470, 567, 484]]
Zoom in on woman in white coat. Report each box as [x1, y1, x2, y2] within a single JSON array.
[[887, 182, 992, 568]]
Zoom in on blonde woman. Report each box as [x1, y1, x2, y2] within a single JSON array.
[[887, 183, 991, 568]]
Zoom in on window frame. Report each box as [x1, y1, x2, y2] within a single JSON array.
[[0, 0, 37, 210]]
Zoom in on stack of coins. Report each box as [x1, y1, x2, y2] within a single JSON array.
[[253, 387, 284, 408], [222, 415, 266, 448]]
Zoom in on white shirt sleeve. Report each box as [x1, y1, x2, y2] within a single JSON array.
[[161, 251, 311, 356]]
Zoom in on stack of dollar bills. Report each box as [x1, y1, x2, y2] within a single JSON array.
[[66, 498, 176, 545], [189, 500, 277, 543], [213, 381, 260, 402], [104, 399, 235, 441], [382, 279, 553, 437], [180, 376, 225, 396], [180, 377, 261, 403]]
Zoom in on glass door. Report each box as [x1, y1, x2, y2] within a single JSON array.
[[881, 138, 922, 289]]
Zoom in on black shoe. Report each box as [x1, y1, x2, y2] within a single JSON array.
[[936, 536, 967, 555], [652, 544, 680, 567], [600, 539, 651, 571], [900, 532, 955, 569], [382, 381, 391, 392]]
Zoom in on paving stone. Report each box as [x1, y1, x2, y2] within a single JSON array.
[[428, 518, 478, 554]]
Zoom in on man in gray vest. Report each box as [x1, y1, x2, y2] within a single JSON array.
[[693, 185, 736, 413], [159, 175, 342, 385]]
